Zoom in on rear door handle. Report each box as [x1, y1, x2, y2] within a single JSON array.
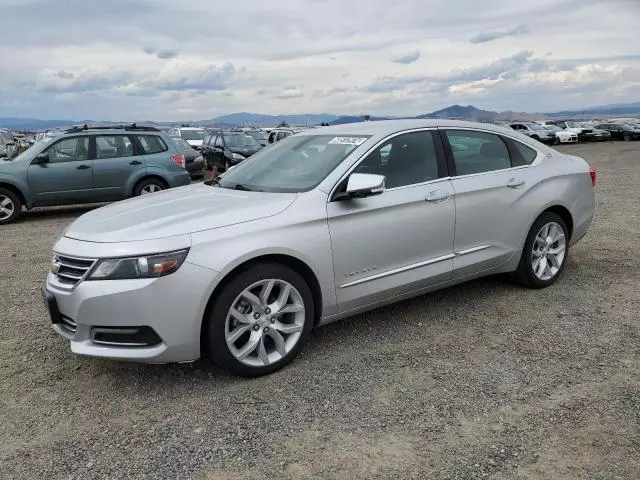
[[425, 190, 450, 202], [506, 178, 525, 189], [76, 164, 91, 170], [129, 160, 143, 165]]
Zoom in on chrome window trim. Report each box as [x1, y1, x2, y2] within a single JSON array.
[[327, 127, 442, 202]]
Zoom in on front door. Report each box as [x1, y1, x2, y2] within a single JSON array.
[[327, 130, 455, 313], [91, 134, 144, 201], [27, 136, 93, 206], [442, 128, 540, 278]]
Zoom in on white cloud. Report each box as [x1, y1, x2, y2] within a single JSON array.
[[0, 0, 638, 119]]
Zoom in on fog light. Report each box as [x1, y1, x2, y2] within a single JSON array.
[[90, 326, 162, 347]]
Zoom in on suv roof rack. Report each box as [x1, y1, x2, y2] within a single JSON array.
[[64, 123, 160, 133]]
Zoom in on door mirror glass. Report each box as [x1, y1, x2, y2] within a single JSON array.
[[345, 173, 385, 198], [32, 154, 49, 165]]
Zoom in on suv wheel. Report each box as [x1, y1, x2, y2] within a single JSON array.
[[207, 263, 314, 377], [134, 178, 166, 196], [0, 188, 22, 225], [623, 134, 631, 142], [513, 212, 569, 288]]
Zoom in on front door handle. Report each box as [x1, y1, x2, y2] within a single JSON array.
[[129, 160, 143, 165], [425, 190, 450, 202], [506, 178, 525, 189], [76, 164, 91, 170]]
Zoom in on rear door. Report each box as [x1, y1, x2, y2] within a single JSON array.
[[441, 128, 540, 278], [27, 136, 93, 206], [91, 134, 144, 201]]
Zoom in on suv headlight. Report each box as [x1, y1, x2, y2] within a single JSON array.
[[88, 250, 189, 280], [231, 152, 246, 161]]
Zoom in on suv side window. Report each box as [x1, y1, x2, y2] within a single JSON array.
[[135, 135, 168, 155], [445, 130, 511, 175], [276, 131, 290, 141], [214, 135, 223, 147], [44, 137, 89, 163], [96, 135, 134, 159], [353, 131, 439, 189]]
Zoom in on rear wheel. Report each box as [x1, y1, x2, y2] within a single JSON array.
[[134, 178, 166, 196], [623, 134, 631, 142], [0, 188, 22, 225], [207, 263, 314, 377], [513, 212, 569, 288]]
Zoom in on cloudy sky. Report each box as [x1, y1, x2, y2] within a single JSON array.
[[0, 0, 639, 120]]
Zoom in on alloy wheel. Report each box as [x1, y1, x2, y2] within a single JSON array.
[[225, 279, 305, 367], [141, 184, 162, 195], [0, 194, 15, 220], [531, 222, 566, 281]]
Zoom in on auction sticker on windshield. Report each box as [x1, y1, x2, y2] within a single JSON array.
[[328, 136, 368, 146]]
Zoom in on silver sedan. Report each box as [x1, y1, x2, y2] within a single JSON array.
[[44, 120, 596, 376]]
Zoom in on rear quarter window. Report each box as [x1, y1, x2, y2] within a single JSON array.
[[511, 140, 538, 165], [136, 135, 168, 155]]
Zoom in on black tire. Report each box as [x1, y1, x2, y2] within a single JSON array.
[[133, 178, 166, 196], [623, 134, 631, 142], [207, 262, 314, 377], [513, 212, 569, 289], [0, 187, 22, 225]]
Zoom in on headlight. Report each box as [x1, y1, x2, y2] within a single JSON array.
[[231, 152, 246, 161], [88, 250, 189, 280], [195, 155, 203, 162]]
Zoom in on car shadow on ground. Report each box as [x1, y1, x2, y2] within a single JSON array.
[[82, 273, 522, 386]]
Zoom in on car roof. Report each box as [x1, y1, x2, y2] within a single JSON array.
[[297, 119, 518, 138]]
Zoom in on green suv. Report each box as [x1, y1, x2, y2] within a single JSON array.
[[0, 124, 190, 225]]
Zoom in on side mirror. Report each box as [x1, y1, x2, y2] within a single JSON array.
[[342, 173, 385, 199], [32, 154, 49, 165]]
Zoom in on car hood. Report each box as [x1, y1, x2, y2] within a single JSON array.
[[64, 184, 297, 243], [229, 146, 262, 157]]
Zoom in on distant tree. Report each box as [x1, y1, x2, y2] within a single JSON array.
[[180, 123, 190, 127], [363, 115, 371, 122], [278, 121, 289, 127]]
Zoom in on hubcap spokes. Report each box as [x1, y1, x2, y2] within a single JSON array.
[[225, 279, 305, 367], [0, 195, 14, 220], [141, 185, 161, 194], [532, 221, 566, 281]]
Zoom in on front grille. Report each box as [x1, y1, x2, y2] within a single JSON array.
[[53, 254, 96, 288]]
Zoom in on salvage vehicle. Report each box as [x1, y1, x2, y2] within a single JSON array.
[[541, 124, 578, 144], [170, 137, 204, 178], [0, 124, 189, 225], [594, 122, 640, 141], [508, 122, 557, 145], [167, 127, 207, 151], [44, 120, 596, 376], [201, 131, 262, 172]]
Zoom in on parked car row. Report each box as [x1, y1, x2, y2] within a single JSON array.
[[504, 118, 640, 145]]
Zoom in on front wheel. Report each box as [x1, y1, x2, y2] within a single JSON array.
[[623, 134, 631, 142], [207, 263, 314, 377], [513, 212, 569, 288]]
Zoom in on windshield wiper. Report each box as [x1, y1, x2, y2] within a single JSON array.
[[233, 184, 254, 191]]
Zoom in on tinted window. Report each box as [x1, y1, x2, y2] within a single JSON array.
[[44, 137, 89, 163], [224, 133, 261, 147], [512, 140, 537, 165], [180, 130, 205, 141], [214, 135, 223, 147], [277, 131, 290, 141], [446, 130, 511, 175], [136, 135, 168, 155], [96, 135, 134, 159], [354, 131, 439, 188]]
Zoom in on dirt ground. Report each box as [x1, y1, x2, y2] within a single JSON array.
[[0, 141, 638, 479]]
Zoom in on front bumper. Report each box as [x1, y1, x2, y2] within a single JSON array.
[[44, 259, 218, 363]]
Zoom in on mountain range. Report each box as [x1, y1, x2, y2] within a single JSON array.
[[2, 103, 639, 130]]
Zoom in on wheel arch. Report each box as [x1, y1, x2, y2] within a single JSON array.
[[131, 175, 169, 196], [199, 253, 323, 359], [0, 181, 29, 209], [542, 205, 574, 241]]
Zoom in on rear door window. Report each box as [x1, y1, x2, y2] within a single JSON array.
[[136, 135, 168, 154], [445, 130, 512, 176], [95, 135, 134, 159]]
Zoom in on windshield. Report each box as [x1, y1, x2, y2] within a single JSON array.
[[245, 130, 267, 142], [565, 122, 581, 128], [544, 125, 561, 132], [181, 130, 205, 141], [219, 134, 370, 192], [224, 133, 261, 148]]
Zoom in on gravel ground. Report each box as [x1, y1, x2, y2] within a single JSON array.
[[1, 142, 639, 480]]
